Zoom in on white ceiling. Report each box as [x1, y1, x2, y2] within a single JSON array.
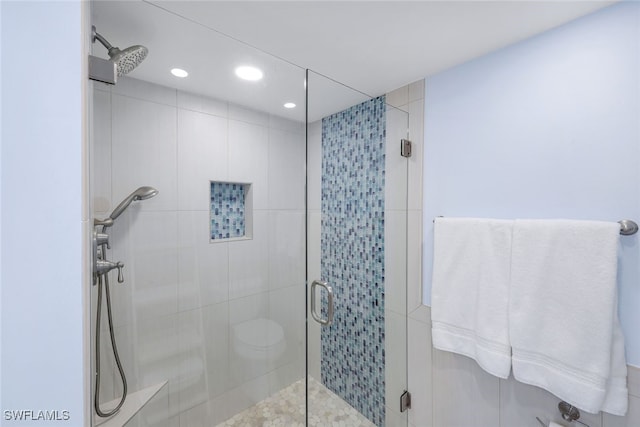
[[92, 0, 616, 121]]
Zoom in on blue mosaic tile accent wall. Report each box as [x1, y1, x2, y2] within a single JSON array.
[[320, 96, 386, 426], [210, 182, 245, 240]]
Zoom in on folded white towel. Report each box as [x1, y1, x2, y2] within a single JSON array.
[[601, 303, 629, 415], [509, 219, 627, 415], [431, 217, 513, 378]]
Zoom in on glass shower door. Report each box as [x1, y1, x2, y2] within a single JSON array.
[[90, 3, 309, 426], [306, 70, 409, 427]]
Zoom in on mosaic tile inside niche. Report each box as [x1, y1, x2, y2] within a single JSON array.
[[320, 95, 386, 426], [210, 181, 246, 240]]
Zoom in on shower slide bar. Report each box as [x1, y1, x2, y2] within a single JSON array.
[[432, 217, 638, 236]]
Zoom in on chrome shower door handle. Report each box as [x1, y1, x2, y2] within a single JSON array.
[[310, 280, 334, 326]]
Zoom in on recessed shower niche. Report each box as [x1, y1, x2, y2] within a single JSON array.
[[210, 181, 253, 242]]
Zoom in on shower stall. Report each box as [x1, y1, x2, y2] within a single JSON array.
[[89, 2, 409, 426]]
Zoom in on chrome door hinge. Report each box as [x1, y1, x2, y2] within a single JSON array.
[[401, 139, 412, 158], [400, 390, 411, 412]]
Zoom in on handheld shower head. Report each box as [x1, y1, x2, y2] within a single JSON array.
[[109, 186, 159, 221], [94, 186, 158, 228], [92, 26, 148, 76]]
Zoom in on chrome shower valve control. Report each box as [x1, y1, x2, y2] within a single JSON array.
[[92, 226, 123, 282], [96, 260, 124, 283], [95, 232, 110, 249]]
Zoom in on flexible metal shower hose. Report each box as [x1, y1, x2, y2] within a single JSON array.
[[94, 272, 128, 417]]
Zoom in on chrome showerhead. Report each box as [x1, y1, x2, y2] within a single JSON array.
[[107, 45, 148, 76], [92, 26, 148, 76], [109, 186, 158, 221], [94, 186, 158, 228]]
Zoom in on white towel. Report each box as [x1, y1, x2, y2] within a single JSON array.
[[509, 219, 628, 415], [431, 217, 513, 378], [601, 302, 629, 415]]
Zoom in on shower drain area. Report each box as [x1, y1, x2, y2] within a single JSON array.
[[215, 377, 375, 427]]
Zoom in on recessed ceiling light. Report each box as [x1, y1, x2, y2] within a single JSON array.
[[235, 66, 263, 81], [171, 68, 188, 78], [284, 102, 296, 109]]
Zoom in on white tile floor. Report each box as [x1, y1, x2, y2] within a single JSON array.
[[215, 377, 375, 427]]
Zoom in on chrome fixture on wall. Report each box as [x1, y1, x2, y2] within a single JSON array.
[[93, 186, 158, 417], [310, 280, 334, 326], [89, 25, 148, 85], [94, 186, 158, 229], [618, 219, 638, 236], [434, 216, 639, 236], [93, 187, 158, 281]]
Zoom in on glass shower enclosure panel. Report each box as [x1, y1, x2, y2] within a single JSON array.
[[90, 2, 307, 425], [306, 70, 409, 427], [90, 3, 408, 426]]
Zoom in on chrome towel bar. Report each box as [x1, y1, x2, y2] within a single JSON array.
[[432, 217, 638, 236], [618, 219, 638, 236]]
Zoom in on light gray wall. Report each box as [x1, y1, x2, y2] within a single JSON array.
[[422, 1, 640, 366], [0, 1, 87, 425]]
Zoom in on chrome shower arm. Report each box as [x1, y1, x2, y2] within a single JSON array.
[[90, 25, 148, 79], [92, 25, 114, 51]]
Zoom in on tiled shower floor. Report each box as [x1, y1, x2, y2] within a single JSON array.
[[214, 377, 375, 427]]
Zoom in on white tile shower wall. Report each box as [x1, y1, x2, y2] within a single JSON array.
[[385, 99, 409, 426], [387, 81, 427, 427], [399, 78, 640, 427], [177, 211, 229, 311], [92, 87, 112, 214], [91, 77, 305, 426], [177, 110, 228, 211], [387, 81, 424, 314], [268, 285, 305, 373], [268, 128, 305, 210], [228, 211, 269, 299], [268, 211, 305, 291], [384, 104, 409, 427], [176, 303, 229, 413], [407, 309, 432, 427], [111, 94, 178, 213], [228, 120, 269, 210]]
